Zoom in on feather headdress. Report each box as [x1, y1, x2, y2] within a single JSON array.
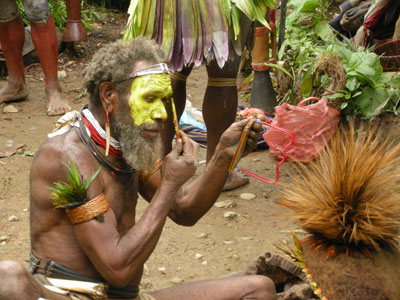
[[279, 123, 400, 255]]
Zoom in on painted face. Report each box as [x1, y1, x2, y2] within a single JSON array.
[[128, 73, 172, 127]]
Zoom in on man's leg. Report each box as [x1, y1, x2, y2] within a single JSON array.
[[150, 274, 276, 300], [0, 260, 70, 300], [205, 58, 249, 190], [24, 0, 71, 115], [0, 1, 28, 103], [163, 65, 193, 155]]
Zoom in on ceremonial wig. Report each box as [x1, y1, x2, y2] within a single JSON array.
[[83, 37, 164, 105], [278, 123, 400, 300]]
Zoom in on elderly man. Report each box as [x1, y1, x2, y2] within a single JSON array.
[[0, 0, 70, 115], [0, 38, 275, 300]]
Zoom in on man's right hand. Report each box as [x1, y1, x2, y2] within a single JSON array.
[[161, 131, 198, 188]]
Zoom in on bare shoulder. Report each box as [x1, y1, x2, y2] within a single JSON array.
[[30, 129, 105, 207]]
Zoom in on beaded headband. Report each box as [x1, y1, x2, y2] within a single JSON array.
[[124, 63, 170, 80]]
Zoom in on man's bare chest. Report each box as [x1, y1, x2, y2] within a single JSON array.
[[103, 177, 138, 223]]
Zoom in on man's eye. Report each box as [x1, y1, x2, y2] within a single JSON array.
[[145, 95, 155, 101]]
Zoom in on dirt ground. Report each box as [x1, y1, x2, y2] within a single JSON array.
[[0, 9, 398, 294]]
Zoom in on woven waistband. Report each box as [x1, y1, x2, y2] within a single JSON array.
[[29, 251, 139, 299], [207, 77, 237, 87]]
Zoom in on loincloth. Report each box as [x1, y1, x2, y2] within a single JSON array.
[[30, 251, 139, 300], [137, 292, 156, 300], [34, 275, 155, 300], [34, 274, 96, 300]]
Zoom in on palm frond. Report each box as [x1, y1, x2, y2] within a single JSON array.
[[231, 0, 275, 30]]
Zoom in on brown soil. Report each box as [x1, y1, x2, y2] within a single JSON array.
[[0, 9, 398, 293]]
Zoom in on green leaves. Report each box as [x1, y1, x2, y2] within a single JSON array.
[[123, 0, 142, 41], [314, 20, 335, 42], [50, 159, 101, 209], [231, 0, 275, 31], [355, 87, 391, 119], [330, 43, 399, 119], [278, 0, 399, 120], [299, 0, 319, 13]]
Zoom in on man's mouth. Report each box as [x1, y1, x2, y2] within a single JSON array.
[[141, 126, 162, 139]]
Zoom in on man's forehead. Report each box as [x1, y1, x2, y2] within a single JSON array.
[[131, 61, 153, 73]]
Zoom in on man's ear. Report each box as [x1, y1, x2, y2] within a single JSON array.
[[99, 82, 117, 113]]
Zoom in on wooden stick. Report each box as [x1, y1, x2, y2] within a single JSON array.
[[278, 0, 287, 51], [171, 98, 180, 139]]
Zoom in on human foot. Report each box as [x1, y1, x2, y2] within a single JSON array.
[[223, 169, 249, 191], [0, 82, 28, 103], [46, 87, 71, 116]]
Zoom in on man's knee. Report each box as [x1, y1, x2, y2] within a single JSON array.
[[0, 260, 27, 277], [23, 0, 49, 22], [0, 0, 18, 22], [0, 260, 32, 297], [248, 275, 276, 300]]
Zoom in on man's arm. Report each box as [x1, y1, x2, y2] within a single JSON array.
[[34, 137, 196, 287], [140, 118, 263, 226], [73, 137, 198, 286]]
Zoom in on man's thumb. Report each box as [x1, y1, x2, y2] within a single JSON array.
[[170, 138, 183, 158]]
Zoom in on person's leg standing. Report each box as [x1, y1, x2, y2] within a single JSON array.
[[24, 0, 71, 115], [0, 0, 28, 103]]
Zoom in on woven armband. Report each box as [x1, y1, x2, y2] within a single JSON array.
[[252, 58, 276, 71], [66, 193, 109, 224], [254, 27, 270, 36]]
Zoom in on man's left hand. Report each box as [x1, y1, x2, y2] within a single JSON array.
[[218, 117, 264, 159]]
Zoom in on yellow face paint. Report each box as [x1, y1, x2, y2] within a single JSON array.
[[128, 74, 172, 126]]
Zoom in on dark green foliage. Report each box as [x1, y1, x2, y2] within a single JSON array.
[[277, 0, 400, 119], [16, 0, 102, 31], [86, 0, 130, 10], [16, 0, 67, 30]]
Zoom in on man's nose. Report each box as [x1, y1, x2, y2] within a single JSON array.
[[151, 100, 168, 121]]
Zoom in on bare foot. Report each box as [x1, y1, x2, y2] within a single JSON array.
[[223, 170, 249, 191], [46, 87, 71, 116], [0, 82, 28, 103]]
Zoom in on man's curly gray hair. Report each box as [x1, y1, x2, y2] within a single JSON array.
[[83, 37, 164, 105]]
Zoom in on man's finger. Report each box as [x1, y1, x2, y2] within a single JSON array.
[[191, 141, 199, 166], [231, 118, 251, 131], [252, 120, 263, 133], [181, 131, 194, 157], [170, 138, 183, 159]]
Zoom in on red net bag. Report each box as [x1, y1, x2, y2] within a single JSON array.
[[263, 97, 340, 163]]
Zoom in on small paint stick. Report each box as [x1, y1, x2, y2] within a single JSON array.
[[170, 98, 180, 139]]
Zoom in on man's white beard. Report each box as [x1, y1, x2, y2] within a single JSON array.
[[111, 120, 163, 174]]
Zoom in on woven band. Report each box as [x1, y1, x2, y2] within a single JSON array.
[[0, 11, 19, 23], [124, 63, 170, 81], [254, 27, 270, 36], [170, 72, 188, 82], [66, 193, 110, 224], [207, 77, 237, 87], [252, 58, 276, 71]]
